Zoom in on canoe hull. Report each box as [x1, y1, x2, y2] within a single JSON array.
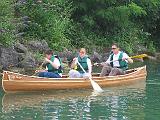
[[2, 66, 147, 92]]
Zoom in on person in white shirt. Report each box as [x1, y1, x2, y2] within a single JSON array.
[[69, 48, 92, 78], [36, 49, 62, 78], [100, 43, 133, 76]]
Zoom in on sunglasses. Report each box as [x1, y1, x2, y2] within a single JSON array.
[[80, 51, 85, 54], [112, 48, 117, 49]]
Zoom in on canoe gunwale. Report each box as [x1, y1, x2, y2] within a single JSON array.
[[2, 66, 147, 92], [3, 66, 145, 81]]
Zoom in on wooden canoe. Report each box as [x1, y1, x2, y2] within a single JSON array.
[[2, 66, 147, 92]]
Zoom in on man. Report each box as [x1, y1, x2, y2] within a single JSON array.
[[36, 49, 62, 78], [69, 48, 92, 78], [100, 43, 133, 76]]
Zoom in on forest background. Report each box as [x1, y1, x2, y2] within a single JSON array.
[[1, 0, 160, 55]]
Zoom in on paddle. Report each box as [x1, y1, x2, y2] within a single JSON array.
[[94, 54, 148, 66], [129, 54, 148, 59], [33, 61, 45, 76], [77, 61, 103, 92]]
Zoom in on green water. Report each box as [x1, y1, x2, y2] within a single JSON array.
[[0, 62, 160, 120]]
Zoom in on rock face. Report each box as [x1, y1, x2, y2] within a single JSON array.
[[14, 42, 27, 53], [18, 52, 36, 68], [0, 40, 48, 72], [27, 40, 48, 53], [1, 40, 160, 74], [0, 46, 20, 70], [155, 53, 160, 60], [90, 51, 102, 63]]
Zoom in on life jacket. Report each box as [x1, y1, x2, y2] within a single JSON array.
[[46, 55, 63, 73], [110, 52, 128, 70], [76, 56, 88, 73]]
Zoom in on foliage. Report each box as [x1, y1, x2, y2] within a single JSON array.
[[1, 0, 160, 53], [0, 0, 15, 46], [33, 51, 44, 62], [135, 0, 160, 49], [71, 0, 159, 53], [16, 0, 73, 51]]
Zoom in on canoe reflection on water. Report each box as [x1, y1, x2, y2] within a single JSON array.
[[2, 80, 146, 113]]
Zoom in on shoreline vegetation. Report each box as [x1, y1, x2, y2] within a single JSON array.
[[1, 0, 160, 74]]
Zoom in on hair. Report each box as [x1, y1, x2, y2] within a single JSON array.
[[45, 49, 53, 55], [79, 48, 86, 53], [112, 43, 119, 48]]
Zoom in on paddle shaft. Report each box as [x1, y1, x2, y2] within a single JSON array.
[[77, 61, 103, 92], [94, 59, 122, 66], [94, 54, 147, 66], [32, 61, 45, 76]]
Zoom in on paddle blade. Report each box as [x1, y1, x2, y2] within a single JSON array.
[[130, 54, 148, 59], [90, 78, 103, 92]]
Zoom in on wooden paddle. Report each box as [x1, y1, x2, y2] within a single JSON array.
[[129, 54, 148, 59], [94, 54, 148, 66], [32, 61, 45, 76], [77, 61, 103, 92]]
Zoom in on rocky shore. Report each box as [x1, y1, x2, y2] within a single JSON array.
[[0, 40, 159, 75]]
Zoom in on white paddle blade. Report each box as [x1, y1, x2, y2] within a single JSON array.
[[90, 78, 103, 92]]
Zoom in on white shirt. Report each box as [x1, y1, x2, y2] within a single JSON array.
[[106, 51, 129, 67], [53, 58, 61, 67], [46, 58, 62, 76]]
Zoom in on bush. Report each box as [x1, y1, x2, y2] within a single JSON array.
[[16, 0, 73, 51], [0, 0, 15, 46]]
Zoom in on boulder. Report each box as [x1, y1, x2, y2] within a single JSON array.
[[18, 52, 36, 68], [14, 42, 27, 53], [90, 51, 102, 63], [155, 53, 160, 61], [0, 46, 20, 70], [27, 40, 48, 53]]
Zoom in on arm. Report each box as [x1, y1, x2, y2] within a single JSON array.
[[127, 57, 133, 63], [101, 55, 111, 66], [45, 57, 60, 69], [87, 58, 92, 74], [70, 57, 78, 69], [105, 56, 111, 64], [123, 53, 133, 63]]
